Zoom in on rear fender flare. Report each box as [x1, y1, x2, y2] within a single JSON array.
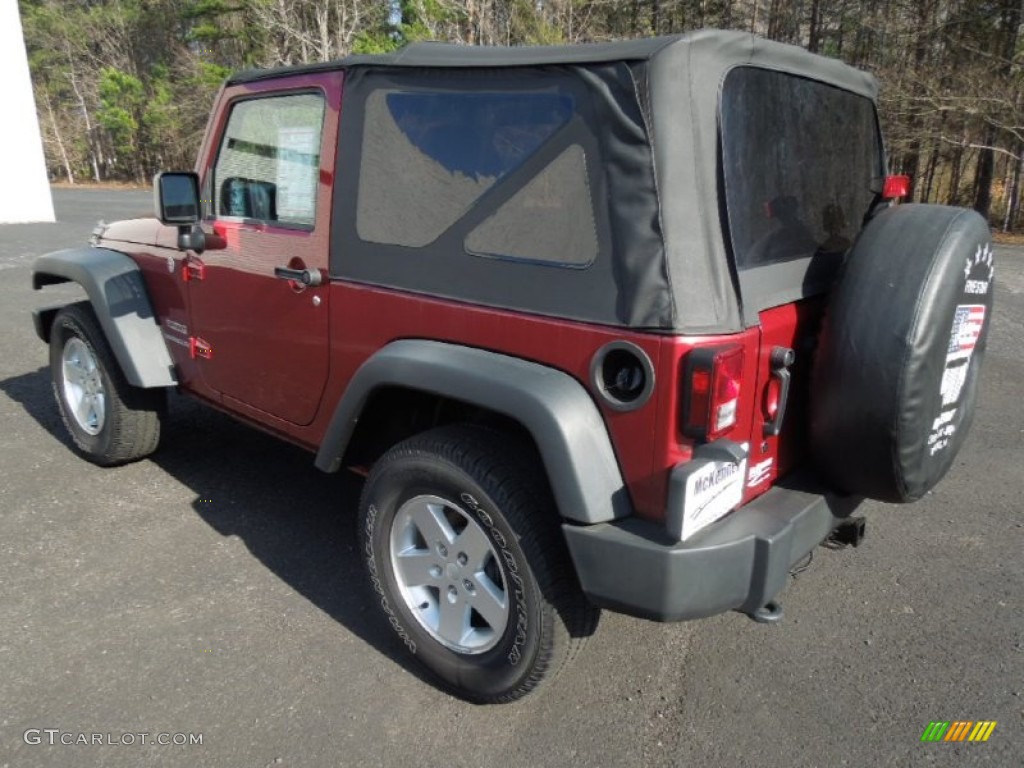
[[315, 340, 632, 524], [32, 247, 176, 388]]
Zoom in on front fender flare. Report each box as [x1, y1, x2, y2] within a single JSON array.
[[315, 340, 632, 524], [33, 247, 176, 388]]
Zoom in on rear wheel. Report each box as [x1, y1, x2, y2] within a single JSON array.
[[358, 425, 598, 703], [50, 302, 164, 466]]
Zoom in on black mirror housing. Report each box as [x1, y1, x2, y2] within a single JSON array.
[[153, 172, 201, 225]]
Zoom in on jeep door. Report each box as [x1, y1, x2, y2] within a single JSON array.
[[187, 73, 342, 426]]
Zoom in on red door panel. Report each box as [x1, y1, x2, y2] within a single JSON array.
[[187, 72, 342, 426]]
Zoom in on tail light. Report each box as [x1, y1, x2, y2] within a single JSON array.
[[883, 174, 911, 200], [682, 344, 744, 442]]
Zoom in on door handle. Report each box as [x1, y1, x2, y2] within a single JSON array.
[[274, 266, 323, 287]]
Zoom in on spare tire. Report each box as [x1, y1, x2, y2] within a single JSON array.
[[810, 204, 994, 503]]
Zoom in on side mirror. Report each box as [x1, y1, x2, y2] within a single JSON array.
[[153, 171, 207, 253], [153, 172, 201, 225]]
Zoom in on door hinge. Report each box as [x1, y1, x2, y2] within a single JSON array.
[[189, 336, 213, 360], [182, 260, 206, 281]]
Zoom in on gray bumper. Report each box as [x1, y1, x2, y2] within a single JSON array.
[[562, 471, 862, 621]]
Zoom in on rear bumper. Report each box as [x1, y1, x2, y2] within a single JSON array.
[[562, 471, 862, 621]]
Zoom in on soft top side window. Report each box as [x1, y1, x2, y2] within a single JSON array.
[[356, 88, 598, 267], [213, 92, 325, 228]]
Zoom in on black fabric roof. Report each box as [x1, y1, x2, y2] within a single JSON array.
[[225, 30, 881, 332], [226, 31, 875, 100], [227, 36, 679, 85]]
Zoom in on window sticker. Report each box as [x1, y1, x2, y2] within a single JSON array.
[[275, 127, 319, 223]]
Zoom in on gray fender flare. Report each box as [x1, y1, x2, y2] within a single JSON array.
[[315, 340, 632, 524], [33, 247, 177, 388]]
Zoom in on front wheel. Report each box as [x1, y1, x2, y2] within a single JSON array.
[[358, 425, 598, 703], [50, 302, 164, 466]]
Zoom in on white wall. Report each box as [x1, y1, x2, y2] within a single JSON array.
[[0, 1, 55, 223]]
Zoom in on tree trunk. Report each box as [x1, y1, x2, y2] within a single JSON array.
[[808, 0, 822, 53], [973, 128, 997, 220], [767, 0, 782, 40], [904, 140, 922, 202], [67, 61, 102, 182], [317, 4, 330, 62], [922, 141, 940, 203], [948, 144, 965, 206], [42, 91, 74, 185], [1003, 147, 1022, 231]]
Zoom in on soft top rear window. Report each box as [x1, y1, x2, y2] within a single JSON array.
[[721, 67, 882, 277]]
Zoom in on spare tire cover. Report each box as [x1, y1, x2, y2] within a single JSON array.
[[810, 204, 994, 502]]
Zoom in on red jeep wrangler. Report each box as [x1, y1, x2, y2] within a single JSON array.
[[32, 30, 994, 703]]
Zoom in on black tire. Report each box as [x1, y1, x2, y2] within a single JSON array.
[[50, 302, 164, 466], [810, 204, 994, 502], [358, 425, 599, 703]]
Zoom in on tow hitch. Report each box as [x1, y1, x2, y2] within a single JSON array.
[[743, 517, 868, 625], [747, 600, 784, 624], [829, 516, 867, 548]]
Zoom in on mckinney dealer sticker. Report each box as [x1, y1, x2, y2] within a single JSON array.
[[679, 450, 748, 540]]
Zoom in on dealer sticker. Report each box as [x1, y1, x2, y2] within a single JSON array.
[[680, 450, 748, 540], [747, 457, 774, 488]]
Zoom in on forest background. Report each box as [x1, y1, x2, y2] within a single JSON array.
[[19, 0, 1024, 230]]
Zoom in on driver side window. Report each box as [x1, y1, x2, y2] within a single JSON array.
[[212, 92, 325, 228]]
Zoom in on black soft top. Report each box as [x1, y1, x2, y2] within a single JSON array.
[[229, 32, 874, 97], [228, 31, 879, 333], [229, 37, 676, 82]]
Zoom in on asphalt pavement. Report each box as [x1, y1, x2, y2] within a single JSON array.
[[1, 188, 1021, 767]]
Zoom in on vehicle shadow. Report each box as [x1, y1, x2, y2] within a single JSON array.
[[0, 367, 434, 688], [0, 367, 68, 443]]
